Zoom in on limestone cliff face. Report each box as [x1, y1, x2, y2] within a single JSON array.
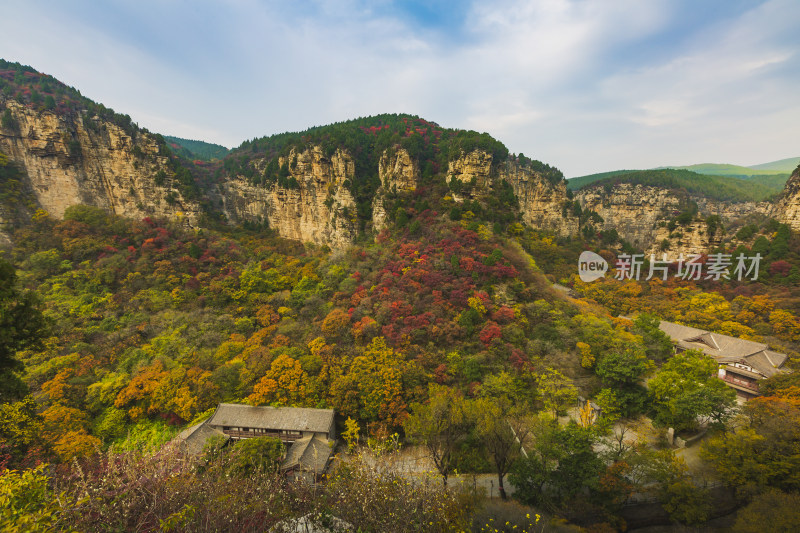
[[576, 184, 680, 249], [693, 198, 772, 221], [372, 148, 419, 232], [501, 160, 578, 236], [445, 149, 579, 236], [649, 222, 719, 257], [575, 183, 771, 253], [222, 146, 358, 248], [0, 100, 201, 231], [775, 166, 800, 231], [446, 150, 493, 188], [3, 94, 789, 253], [380, 148, 418, 192]]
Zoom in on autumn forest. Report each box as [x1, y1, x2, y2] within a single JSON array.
[[1, 58, 800, 532]]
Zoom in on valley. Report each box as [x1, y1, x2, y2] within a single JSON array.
[[1, 59, 800, 532]]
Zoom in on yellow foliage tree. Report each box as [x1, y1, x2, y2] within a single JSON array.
[[321, 308, 350, 340], [342, 417, 360, 451], [577, 341, 594, 369], [248, 353, 309, 406], [52, 430, 101, 462]]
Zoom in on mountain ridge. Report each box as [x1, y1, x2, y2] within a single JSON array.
[[1, 58, 799, 254]]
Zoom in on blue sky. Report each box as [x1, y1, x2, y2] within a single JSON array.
[[2, 0, 799, 177]]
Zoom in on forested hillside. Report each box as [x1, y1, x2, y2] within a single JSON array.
[[2, 59, 800, 533], [164, 136, 229, 161], [569, 168, 788, 202], [2, 179, 800, 529]]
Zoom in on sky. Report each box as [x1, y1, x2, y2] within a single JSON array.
[[2, 0, 799, 177]]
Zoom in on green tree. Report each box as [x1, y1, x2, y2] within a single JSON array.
[[0, 259, 47, 402], [342, 417, 360, 451], [0, 397, 43, 462], [700, 396, 800, 492], [511, 417, 602, 512], [633, 313, 673, 362], [596, 348, 651, 416], [649, 349, 736, 431], [470, 397, 530, 500], [537, 368, 578, 418], [733, 488, 800, 533], [1, 110, 16, 132], [0, 465, 63, 532], [624, 445, 710, 525], [405, 384, 471, 485], [229, 437, 284, 475]]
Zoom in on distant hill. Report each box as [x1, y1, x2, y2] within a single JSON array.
[[569, 168, 786, 203], [747, 156, 800, 172], [566, 170, 640, 190], [164, 136, 229, 161], [666, 162, 789, 177]]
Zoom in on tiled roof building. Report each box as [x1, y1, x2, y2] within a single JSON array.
[[658, 320, 790, 401], [171, 403, 336, 478]]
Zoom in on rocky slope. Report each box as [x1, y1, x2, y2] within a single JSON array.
[[222, 145, 581, 246], [574, 183, 775, 254], [503, 159, 578, 236], [372, 148, 419, 232], [0, 100, 201, 237], [443, 149, 578, 236], [222, 146, 358, 248], [775, 166, 800, 231]]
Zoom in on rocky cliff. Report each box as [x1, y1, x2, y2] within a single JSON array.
[[443, 149, 578, 236], [0, 99, 201, 237], [502, 159, 578, 236], [372, 148, 419, 232], [576, 183, 679, 250], [575, 183, 772, 254], [222, 146, 358, 248], [1, 74, 793, 253], [775, 166, 800, 231], [446, 149, 493, 189]]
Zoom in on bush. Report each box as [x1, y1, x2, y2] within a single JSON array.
[[0, 465, 62, 532], [63, 204, 111, 229], [44, 446, 477, 532], [229, 436, 284, 475]]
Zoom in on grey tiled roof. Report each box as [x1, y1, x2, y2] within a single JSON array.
[[172, 420, 229, 455], [658, 320, 788, 378], [207, 403, 334, 434], [281, 434, 332, 473]]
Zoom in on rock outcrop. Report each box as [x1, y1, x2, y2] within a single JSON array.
[[502, 159, 578, 236], [372, 148, 419, 232], [2, 91, 793, 252], [649, 221, 720, 257], [446, 150, 493, 188], [775, 166, 800, 231], [222, 146, 358, 248], [576, 184, 681, 249], [444, 149, 579, 236], [379, 148, 418, 192], [575, 183, 772, 253], [0, 100, 201, 236]]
